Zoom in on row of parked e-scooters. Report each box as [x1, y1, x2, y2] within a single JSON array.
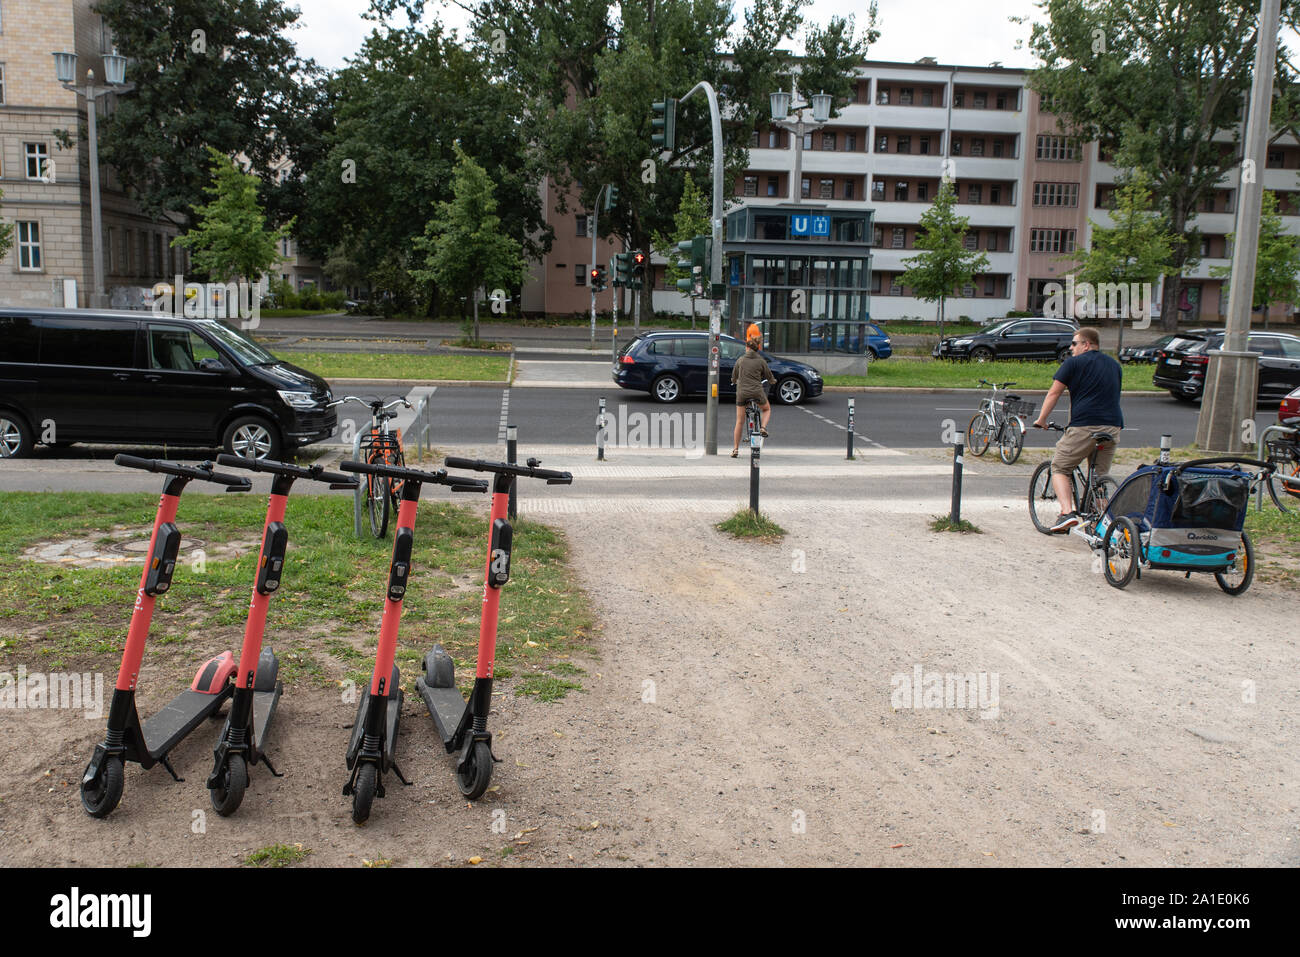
[[79, 451, 572, 824]]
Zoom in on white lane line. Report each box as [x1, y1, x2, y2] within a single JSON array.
[[497, 388, 510, 442], [797, 404, 889, 449]]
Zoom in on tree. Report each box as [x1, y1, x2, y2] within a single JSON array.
[[1210, 190, 1300, 329], [91, 0, 319, 223], [410, 143, 529, 342], [793, 10, 879, 113], [652, 173, 710, 325], [172, 147, 293, 284], [1021, 0, 1300, 330], [0, 188, 13, 262], [900, 180, 990, 340], [1062, 169, 1173, 355]]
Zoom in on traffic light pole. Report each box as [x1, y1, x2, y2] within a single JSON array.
[[681, 81, 725, 455], [590, 185, 607, 350]]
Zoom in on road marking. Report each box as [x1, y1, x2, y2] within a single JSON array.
[[498, 388, 510, 442], [797, 404, 888, 449]]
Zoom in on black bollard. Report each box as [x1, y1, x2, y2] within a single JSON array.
[[597, 396, 606, 462], [750, 433, 761, 514], [846, 397, 856, 460], [507, 423, 518, 520], [950, 440, 964, 524]]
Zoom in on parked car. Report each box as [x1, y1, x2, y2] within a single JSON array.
[[808, 321, 892, 359], [0, 308, 336, 459], [1118, 330, 1218, 363], [1280, 385, 1300, 423], [613, 331, 824, 404], [932, 317, 1078, 362], [1152, 330, 1300, 403]]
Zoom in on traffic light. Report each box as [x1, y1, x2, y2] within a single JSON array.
[[674, 236, 709, 297], [651, 97, 677, 152], [604, 185, 619, 211], [588, 265, 607, 292], [631, 250, 647, 290], [613, 252, 632, 287]]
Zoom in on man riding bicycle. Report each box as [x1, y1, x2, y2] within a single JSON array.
[[731, 324, 774, 458], [1032, 326, 1123, 532]]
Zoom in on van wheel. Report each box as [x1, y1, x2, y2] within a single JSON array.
[[0, 413, 33, 458], [651, 375, 682, 403], [223, 416, 281, 461]]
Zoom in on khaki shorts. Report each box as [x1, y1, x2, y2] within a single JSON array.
[[1051, 425, 1121, 478]]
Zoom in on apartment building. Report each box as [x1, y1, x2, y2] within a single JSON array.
[[0, 0, 191, 308], [526, 58, 1300, 325]]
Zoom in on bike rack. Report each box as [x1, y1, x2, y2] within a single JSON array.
[[1255, 424, 1299, 511]]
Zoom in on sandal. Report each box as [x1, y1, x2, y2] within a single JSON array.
[[759, 428, 769, 438], [730, 448, 739, 457]]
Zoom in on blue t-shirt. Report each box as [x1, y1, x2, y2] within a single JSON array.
[[1055, 350, 1123, 428]]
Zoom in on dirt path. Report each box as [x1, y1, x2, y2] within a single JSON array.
[[1, 499, 1295, 867]]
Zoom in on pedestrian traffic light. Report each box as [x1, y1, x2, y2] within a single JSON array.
[[674, 236, 709, 297], [651, 97, 677, 152], [631, 250, 647, 290], [604, 185, 619, 211], [589, 265, 608, 292], [613, 252, 632, 287]]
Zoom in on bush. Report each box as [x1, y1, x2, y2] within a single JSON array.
[[298, 286, 322, 310], [322, 290, 346, 309]]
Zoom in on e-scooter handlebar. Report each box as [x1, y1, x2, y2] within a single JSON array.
[[114, 454, 252, 491], [443, 456, 574, 485], [340, 459, 488, 493], [215, 454, 360, 490]]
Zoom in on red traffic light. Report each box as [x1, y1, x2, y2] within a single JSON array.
[[589, 268, 600, 281], [633, 251, 646, 266]]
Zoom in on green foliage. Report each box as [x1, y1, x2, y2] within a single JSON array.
[[171, 148, 292, 283], [796, 9, 879, 116], [91, 0, 316, 223], [1210, 191, 1300, 326], [0, 187, 12, 260], [900, 180, 990, 338], [716, 509, 787, 540], [653, 175, 710, 287]]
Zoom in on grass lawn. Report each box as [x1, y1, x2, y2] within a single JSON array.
[[0, 492, 594, 699], [825, 359, 1162, 392], [278, 351, 510, 381]]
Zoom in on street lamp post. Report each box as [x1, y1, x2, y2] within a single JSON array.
[[769, 89, 833, 205], [52, 51, 135, 309]]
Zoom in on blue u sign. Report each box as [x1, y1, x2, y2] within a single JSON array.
[[790, 215, 811, 236]]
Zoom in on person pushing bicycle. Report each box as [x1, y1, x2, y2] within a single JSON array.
[[1032, 326, 1123, 532], [731, 323, 774, 457]]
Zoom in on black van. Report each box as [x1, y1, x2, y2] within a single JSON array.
[[0, 309, 336, 459]]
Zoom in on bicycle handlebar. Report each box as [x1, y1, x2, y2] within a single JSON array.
[[443, 456, 574, 485], [114, 454, 252, 490], [329, 395, 411, 412], [978, 379, 1017, 389], [340, 459, 488, 492], [215, 454, 359, 490]]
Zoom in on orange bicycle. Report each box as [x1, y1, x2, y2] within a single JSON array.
[[331, 395, 411, 537]]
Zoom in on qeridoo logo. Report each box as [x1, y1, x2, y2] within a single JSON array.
[[49, 887, 151, 937]]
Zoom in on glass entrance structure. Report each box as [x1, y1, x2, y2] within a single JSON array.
[[724, 206, 875, 356]]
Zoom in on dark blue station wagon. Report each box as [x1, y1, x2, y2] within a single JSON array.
[[613, 332, 824, 404]]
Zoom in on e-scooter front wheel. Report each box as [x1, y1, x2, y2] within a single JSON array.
[[81, 755, 124, 818], [456, 740, 493, 800], [209, 754, 248, 816], [352, 762, 379, 824]]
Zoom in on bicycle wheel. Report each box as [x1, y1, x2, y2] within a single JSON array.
[[1102, 516, 1139, 589], [1084, 477, 1118, 525], [998, 417, 1026, 465], [967, 413, 992, 456], [1266, 451, 1300, 512], [1214, 530, 1254, 596], [367, 472, 390, 538]]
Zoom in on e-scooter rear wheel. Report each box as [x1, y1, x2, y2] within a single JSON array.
[[352, 762, 378, 824], [209, 754, 248, 816], [81, 756, 124, 818], [457, 740, 493, 800]]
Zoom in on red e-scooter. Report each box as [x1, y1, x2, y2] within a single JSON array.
[[81, 455, 252, 818], [416, 456, 572, 799], [338, 459, 488, 823], [204, 454, 359, 815]]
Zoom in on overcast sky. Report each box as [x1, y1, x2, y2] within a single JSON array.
[[289, 0, 1043, 71]]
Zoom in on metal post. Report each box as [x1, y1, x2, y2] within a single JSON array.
[[950, 440, 964, 524], [352, 430, 365, 537], [507, 424, 518, 520], [84, 78, 106, 309], [749, 431, 762, 514], [1158, 433, 1172, 465], [597, 396, 607, 461], [846, 397, 856, 460], [590, 187, 605, 350], [611, 274, 619, 366]]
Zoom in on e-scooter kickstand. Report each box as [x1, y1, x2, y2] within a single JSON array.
[[338, 459, 487, 824], [203, 455, 359, 815], [416, 456, 573, 799], [81, 455, 251, 819]]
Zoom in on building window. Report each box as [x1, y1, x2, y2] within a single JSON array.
[[743, 175, 758, 197], [845, 132, 856, 151], [967, 184, 982, 204], [894, 181, 908, 202], [961, 283, 975, 297], [0, 64, 6, 105], [801, 178, 811, 199], [951, 137, 962, 155], [1267, 150, 1284, 169], [1035, 135, 1078, 161], [768, 129, 781, 148], [954, 91, 965, 108], [821, 132, 836, 151], [919, 135, 930, 155], [899, 87, 913, 105], [1203, 193, 1216, 212], [17, 222, 41, 270], [896, 135, 911, 154], [996, 92, 1007, 110], [970, 138, 985, 157], [871, 273, 882, 293], [892, 227, 906, 248], [876, 133, 888, 152], [985, 278, 996, 296], [872, 180, 885, 201], [858, 80, 870, 103], [973, 92, 986, 108], [25, 143, 49, 180], [964, 234, 978, 250], [990, 185, 1002, 204], [992, 139, 1004, 158], [1032, 182, 1080, 207], [916, 182, 928, 202], [872, 225, 883, 246], [889, 279, 903, 295], [817, 178, 832, 199], [843, 180, 855, 200], [803, 132, 812, 149], [1040, 93, 1058, 112], [1029, 228, 1077, 253], [987, 233, 998, 251], [767, 176, 779, 197], [877, 87, 890, 104], [751, 130, 760, 147], [575, 264, 587, 286], [921, 89, 933, 106]]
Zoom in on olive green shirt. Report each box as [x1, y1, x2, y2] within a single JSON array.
[[731, 348, 774, 403]]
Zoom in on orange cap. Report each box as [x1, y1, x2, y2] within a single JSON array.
[[746, 323, 761, 341]]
